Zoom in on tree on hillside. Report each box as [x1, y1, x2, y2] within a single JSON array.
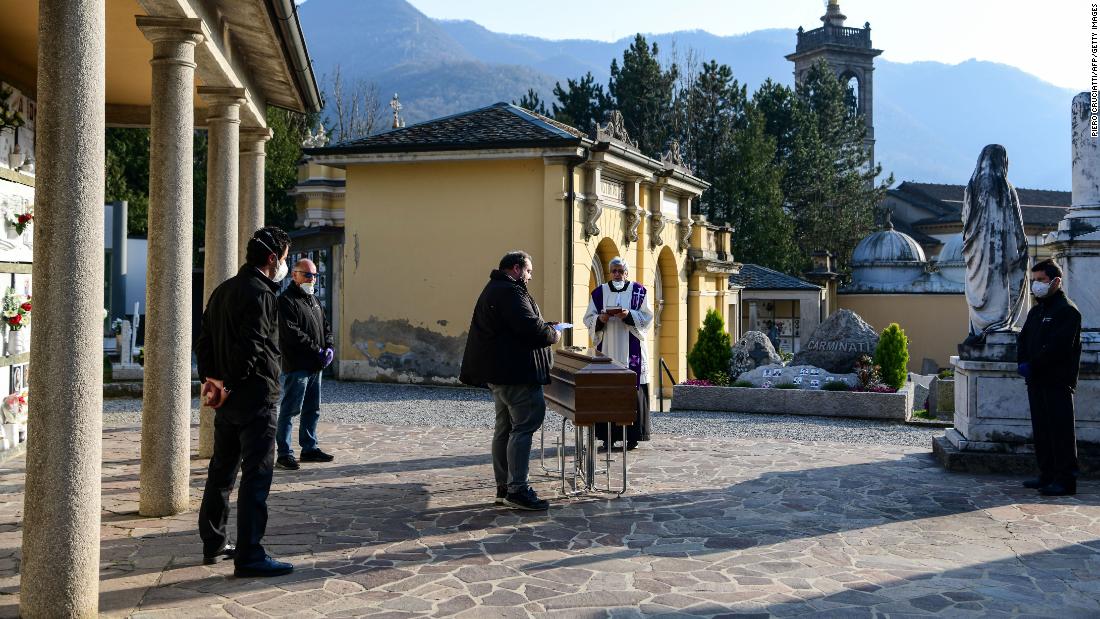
[[608, 34, 678, 157], [551, 71, 611, 132], [324, 63, 383, 142], [513, 88, 548, 116], [265, 107, 315, 231], [105, 128, 151, 236]]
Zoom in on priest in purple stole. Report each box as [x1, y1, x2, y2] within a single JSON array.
[[583, 256, 654, 450]]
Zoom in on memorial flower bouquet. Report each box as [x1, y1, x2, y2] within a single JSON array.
[[2, 201, 32, 235], [111, 317, 123, 335], [1, 391, 27, 424], [2, 288, 30, 331]]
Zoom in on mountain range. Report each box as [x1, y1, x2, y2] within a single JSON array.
[[297, 0, 1077, 190]]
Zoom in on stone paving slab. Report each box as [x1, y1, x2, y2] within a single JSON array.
[[0, 420, 1099, 617]]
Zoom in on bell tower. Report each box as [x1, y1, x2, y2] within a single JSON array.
[[786, 0, 882, 164]]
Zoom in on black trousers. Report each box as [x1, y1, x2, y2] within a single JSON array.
[[596, 385, 650, 444], [198, 404, 277, 566], [1027, 383, 1079, 485]]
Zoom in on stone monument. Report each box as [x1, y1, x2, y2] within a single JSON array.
[[790, 309, 879, 374], [937, 101, 1100, 473], [958, 144, 1028, 361], [729, 331, 782, 378]]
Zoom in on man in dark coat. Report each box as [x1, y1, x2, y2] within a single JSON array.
[[196, 226, 294, 577], [460, 250, 560, 510], [275, 258, 335, 470], [1017, 258, 1082, 496]]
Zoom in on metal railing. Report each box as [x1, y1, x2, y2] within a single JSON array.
[[657, 357, 676, 413], [795, 25, 871, 52]]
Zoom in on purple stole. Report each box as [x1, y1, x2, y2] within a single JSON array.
[[591, 282, 646, 387]]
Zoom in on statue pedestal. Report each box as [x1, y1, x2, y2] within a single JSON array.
[[934, 355, 1100, 475]]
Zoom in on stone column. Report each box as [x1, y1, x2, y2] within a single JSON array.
[[137, 16, 204, 517], [238, 127, 273, 266], [1050, 92, 1100, 368], [21, 1, 105, 615], [198, 86, 246, 458]]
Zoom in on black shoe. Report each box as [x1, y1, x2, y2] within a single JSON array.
[[1023, 477, 1051, 490], [300, 449, 334, 463], [626, 441, 639, 451], [234, 556, 294, 578], [203, 543, 236, 565], [503, 487, 549, 511], [1040, 481, 1077, 496], [275, 455, 300, 470], [494, 485, 507, 505]]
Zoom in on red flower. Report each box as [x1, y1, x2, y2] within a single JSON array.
[[17, 214, 30, 224], [19, 302, 30, 312], [8, 314, 20, 325]]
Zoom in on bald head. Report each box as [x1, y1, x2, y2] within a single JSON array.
[[292, 258, 318, 287]]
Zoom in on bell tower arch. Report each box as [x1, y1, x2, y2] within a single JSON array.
[[786, 1, 883, 164]]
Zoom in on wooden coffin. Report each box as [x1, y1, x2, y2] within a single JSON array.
[[545, 348, 637, 426]]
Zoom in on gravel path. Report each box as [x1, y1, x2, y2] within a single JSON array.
[[104, 381, 941, 448]]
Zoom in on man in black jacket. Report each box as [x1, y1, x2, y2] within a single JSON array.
[[275, 258, 335, 470], [196, 226, 294, 577], [1017, 258, 1083, 496], [460, 251, 560, 510]]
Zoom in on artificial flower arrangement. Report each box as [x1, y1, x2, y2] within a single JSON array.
[[2, 200, 32, 235], [1, 390, 27, 425], [2, 288, 30, 331]]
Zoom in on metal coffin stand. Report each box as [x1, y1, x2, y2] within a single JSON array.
[[543, 348, 637, 497]]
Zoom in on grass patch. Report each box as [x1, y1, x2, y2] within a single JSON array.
[[912, 409, 936, 420], [821, 380, 851, 391], [732, 380, 755, 388], [773, 382, 800, 389]]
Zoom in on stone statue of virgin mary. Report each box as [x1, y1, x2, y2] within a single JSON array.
[[961, 144, 1029, 343]]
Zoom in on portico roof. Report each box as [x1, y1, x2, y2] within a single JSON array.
[[0, 0, 321, 127]]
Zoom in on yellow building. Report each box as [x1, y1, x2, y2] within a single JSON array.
[[303, 104, 740, 390]]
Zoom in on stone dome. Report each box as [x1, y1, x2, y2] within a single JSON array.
[[851, 227, 927, 265], [848, 225, 927, 288], [935, 233, 966, 284]]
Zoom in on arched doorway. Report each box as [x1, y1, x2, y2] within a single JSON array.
[[654, 246, 680, 392]]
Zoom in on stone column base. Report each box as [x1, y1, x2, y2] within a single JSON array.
[[935, 356, 1100, 474]]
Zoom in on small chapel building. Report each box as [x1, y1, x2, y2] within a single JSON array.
[[303, 102, 740, 391]]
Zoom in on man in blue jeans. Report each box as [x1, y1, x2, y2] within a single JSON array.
[[460, 251, 560, 510], [275, 258, 335, 470]]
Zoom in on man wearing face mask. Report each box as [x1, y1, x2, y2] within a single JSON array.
[[196, 226, 295, 577], [1017, 258, 1082, 496], [275, 258, 335, 470]]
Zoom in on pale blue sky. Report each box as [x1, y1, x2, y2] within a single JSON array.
[[396, 0, 1091, 91]]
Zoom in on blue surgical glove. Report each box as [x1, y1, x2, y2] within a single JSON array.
[[323, 347, 334, 368], [1017, 362, 1032, 379]]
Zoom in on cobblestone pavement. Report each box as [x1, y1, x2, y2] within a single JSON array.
[[1, 418, 1100, 618]]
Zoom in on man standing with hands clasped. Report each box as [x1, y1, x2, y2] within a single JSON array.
[[197, 226, 294, 577], [1018, 258, 1082, 496], [275, 258, 336, 470]]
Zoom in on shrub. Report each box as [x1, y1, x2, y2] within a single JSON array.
[[913, 409, 935, 420], [103, 354, 112, 381], [938, 368, 955, 380], [854, 355, 884, 391], [874, 323, 909, 389], [779, 350, 793, 363], [732, 380, 755, 388], [773, 382, 800, 389], [706, 370, 731, 387], [682, 378, 714, 386], [687, 309, 732, 381], [822, 380, 851, 391]]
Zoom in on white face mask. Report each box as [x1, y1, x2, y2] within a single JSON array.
[[1031, 280, 1051, 298], [300, 282, 315, 295], [272, 259, 289, 283]]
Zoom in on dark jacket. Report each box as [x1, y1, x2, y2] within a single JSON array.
[[278, 281, 334, 374], [1018, 290, 1082, 388], [460, 270, 557, 386], [196, 266, 282, 410]]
